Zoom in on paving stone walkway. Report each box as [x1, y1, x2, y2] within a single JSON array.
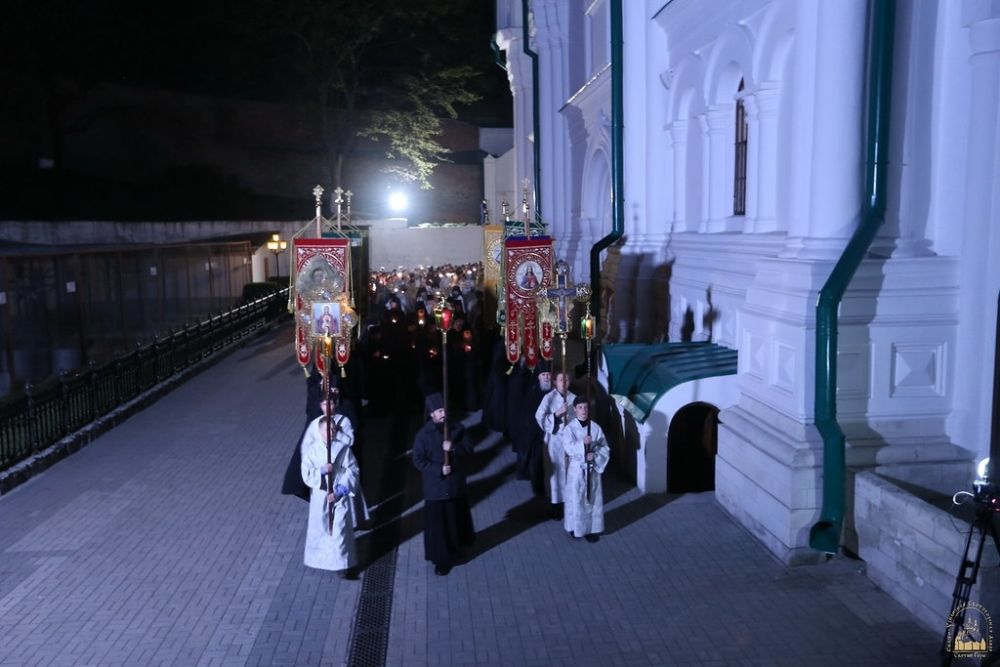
[[0, 325, 944, 666]]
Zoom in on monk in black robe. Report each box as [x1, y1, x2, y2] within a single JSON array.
[[411, 393, 475, 576]]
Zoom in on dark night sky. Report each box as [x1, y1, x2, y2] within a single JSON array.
[[6, 0, 510, 120], [0, 1, 512, 220]]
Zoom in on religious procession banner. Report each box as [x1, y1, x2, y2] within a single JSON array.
[[503, 237, 553, 368], [482, 224, 504, 325], [292, 238, 358, 375]]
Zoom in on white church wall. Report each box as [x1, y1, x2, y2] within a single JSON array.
[[561, 64, 612, 279], [484, 150, 516, 224], [948, 1, 1000, 463], [498, 0, 996, 589]]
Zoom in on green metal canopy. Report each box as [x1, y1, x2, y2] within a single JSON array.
[[603, 342, 738, 423]]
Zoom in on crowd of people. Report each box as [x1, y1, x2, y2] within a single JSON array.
[[363, 263, 487, 415], [281, 261, 611, 579]]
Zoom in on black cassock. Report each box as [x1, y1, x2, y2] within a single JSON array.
[[482, 340, 509, 435], [521, 378, 548, 495], [411, 419, 475, 568], [504, 360, 539, 477]]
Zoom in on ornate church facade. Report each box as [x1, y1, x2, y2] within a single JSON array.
[[495, 0, 1000, 629]]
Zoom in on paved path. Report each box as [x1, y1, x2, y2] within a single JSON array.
[[0, 324, 943, 666]]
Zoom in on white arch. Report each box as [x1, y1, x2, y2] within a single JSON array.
[[581, 146, 612, 243], [753, 2, 796, 82], [704, 24, 756, 104], [666, 54, 707, 121]]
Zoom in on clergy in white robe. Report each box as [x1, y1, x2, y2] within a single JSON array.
[[318, 397, 370, 526], [561, 396, 610, 539], [301, 413, 360, 574], [534, 373, 576, 506]]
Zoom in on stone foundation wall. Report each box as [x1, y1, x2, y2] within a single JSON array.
[[854, 470, 1000, 633]]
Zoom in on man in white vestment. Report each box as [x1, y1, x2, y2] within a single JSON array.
[[534, 372, 576, 517], [301, 405, 360, 577], [561, 395, 609, 542]]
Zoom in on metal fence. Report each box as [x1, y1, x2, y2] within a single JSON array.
[[0, 288, 288, 472], [0, 240, 254, 395]]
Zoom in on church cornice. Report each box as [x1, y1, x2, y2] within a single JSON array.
[[561, 63, 611, 113]]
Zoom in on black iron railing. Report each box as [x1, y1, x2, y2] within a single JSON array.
[[0, 289, 288, 472]]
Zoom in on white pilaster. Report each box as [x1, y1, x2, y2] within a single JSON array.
[[782, 0, 866, 258], [534, 0, 572, 239], [668, 120, 694, 232], [951, 5, 1000, 457], [496, 26, 535, 214], [744, 83, 781, 233], [703, 105, 740, 233]]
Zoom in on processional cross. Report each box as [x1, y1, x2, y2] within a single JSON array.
[[545, 260, 591, 335]]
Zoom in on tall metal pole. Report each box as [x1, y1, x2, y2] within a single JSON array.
[[436, 301, 453, 472], [582, 305, 595, 503], [991, 290, 1000, 478], [322, 337, 335, 535]]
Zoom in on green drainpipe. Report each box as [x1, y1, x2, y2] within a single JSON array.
[[589, 0, 624, 323], [809, 0, 896, 554], [521, 0, 542, 223]]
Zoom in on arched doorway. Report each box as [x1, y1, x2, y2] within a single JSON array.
[[667, 402, 720, 492]]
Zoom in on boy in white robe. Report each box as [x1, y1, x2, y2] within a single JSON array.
[[534, 372, 576, 516], [301, 409, 360, 577], [561, 396, 610, 542]]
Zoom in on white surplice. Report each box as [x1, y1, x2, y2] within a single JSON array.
[[560, 418, 610, 537], [301, 415, 359, 571], [534, 388, 577, 503]]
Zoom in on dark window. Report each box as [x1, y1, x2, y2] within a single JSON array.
[[733, 79, 748, 216]]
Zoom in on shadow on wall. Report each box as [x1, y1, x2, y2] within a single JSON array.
[[602, 247, 674, 344], [680, 285, 719, 343], [619, 406, 641, 487]]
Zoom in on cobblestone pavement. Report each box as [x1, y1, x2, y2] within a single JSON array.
[[0, 325, 944, 666]]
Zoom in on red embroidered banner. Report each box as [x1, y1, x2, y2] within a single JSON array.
[[540, 321, 553, 360], [503, 238, 552, 368], [292, 238, 352, 372]]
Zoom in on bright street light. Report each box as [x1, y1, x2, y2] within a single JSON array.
[[388, 191, 408, 214]]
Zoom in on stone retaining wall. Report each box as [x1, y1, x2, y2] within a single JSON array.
[[854, 470, 1000, 633]]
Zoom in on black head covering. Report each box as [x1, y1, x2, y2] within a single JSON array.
[[425, 392, 445, 416]]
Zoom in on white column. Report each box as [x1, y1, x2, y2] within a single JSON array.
[[623, 0, 648, 240], [744, 83, 781, 233], [668, 119, 692, 231], [703, 105, 740, 233], [952, 7, 1000, 453], [781, 0, 866, 258], [497, 26, 534, 212], [698, 113, 711, 231], [534, 0, 571, 238], [868, 0, 935, 259], [742, 91, 761, 225]]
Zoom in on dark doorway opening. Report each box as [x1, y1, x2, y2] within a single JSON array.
[[667, 402, 720, 493]]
